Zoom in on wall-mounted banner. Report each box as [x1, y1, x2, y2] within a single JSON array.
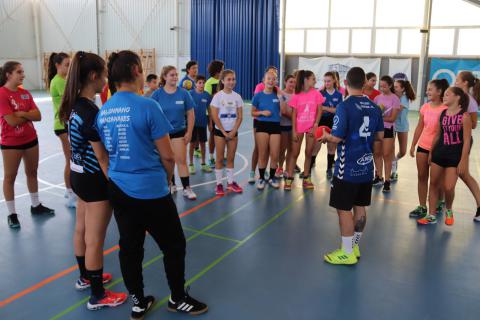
[[389, 59, 412, 81], [429, 58, 480, 84], [299, 57, 381, 89]]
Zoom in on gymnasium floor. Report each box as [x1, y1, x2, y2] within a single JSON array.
[[1, 92, 480, 320]]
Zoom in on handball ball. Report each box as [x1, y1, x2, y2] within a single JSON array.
[[183, 80, 193, 90]]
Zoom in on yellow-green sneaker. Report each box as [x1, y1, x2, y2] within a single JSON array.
[[324, 248, 358, 265], [353, 244, 361, 259]]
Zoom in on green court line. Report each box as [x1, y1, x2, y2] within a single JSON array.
[[49, 190, 272, 320], [182, 226, 242, 244], [150, 192, 308, 313]]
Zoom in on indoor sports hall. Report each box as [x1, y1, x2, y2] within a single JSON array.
[[0, 1, 479, 319]]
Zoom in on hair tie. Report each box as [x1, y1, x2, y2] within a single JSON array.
[[78, 51, 85, 59]]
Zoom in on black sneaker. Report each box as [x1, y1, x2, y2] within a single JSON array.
[[168, 292, 208, 315], [409, 206, 427, 218], [372, 176, 384, 187], [294, 165, 301, 174], [8, 214, 20, 228], [130, 295, 155, 320], [382, 180, 391, 193], [474, 207, 480, 222], [31, 204, 55, 215]]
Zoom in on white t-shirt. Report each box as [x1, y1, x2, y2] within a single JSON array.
[[210, 90, 244, 131]]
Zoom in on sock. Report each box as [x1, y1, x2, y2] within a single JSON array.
[[353, 232, 363, 246], [180, 176, 190, 189], [476, 207, 480, 216], [341, 236, 354, 254], [327, 154, 335, 169], [171, 174, 175, 185], [215, 169, 223, 185], [30, 192, 40, 207], [269, 168, 276, 180], [210, 153, 214, 160], [76, 256, 88, 279], [6, 200, 16, 214], [226, 168, 234, 184], [392, 159, 398, 174], [87, 268, 105, 299], [259, 168, 266, 180]]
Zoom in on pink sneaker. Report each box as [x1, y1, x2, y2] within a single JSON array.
[[275, 167, 284, 178], [227, 181, 243, 193], [215, 184, 225, 196]]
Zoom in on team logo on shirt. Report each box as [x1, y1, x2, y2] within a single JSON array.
[[357, 153, 373, 166], [332, 115, 339, 130], [201, 99, 208, 103], [20, 94, 29, 100], [175, 101, 184, 104]]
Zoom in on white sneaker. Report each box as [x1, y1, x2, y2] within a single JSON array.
[[170, 185, 177, 194], [183, 187, 197, 200], [65, 193, 77, 208], [256, 179, 266, 190]]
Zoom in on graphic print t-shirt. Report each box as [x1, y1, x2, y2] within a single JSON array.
[[210, 90, 243, 131], [288, 88, 325, 133]]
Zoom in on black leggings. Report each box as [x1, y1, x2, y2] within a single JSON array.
[[109, 180, 186, 300]]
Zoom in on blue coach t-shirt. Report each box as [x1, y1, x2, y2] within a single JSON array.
[[320, 89, 343, 119], [96, 91, 173, 199], [190, 90, 211, 127], [251, 91, 281, 122], [151, 87, 195, 134], [332, 95, 384, 183]]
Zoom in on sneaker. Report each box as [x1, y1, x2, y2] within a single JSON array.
[[65, 193, 77, 208], [269, 177, 280, 189], [31, 204, 55, 215], [7, 213, 20, 228], [248, 171, 256, 184], [299, 171, 305, 179], [324, 248, 358, 265], [256, 179, 266, 190], [75, 273, 113, 290], [303, 177, 314, 190], [436, 200, 446, 214], [392, 159, 398, 175], [353, 244, 361, 259], [194, 149, 201, 158], [183, 187, 197, 200], [409, 206, 427, 218], [87, 289, 128, 310], [390, 172, 398, 182], [131, 295, 155, 320], [284, 179, 293, 191], [201, 164, 212, 173], [209, 158, 215, 169], [294, 165, 301, 174], [372, 176, 384, 187], [227, 181, 243, 193], [445, 209, 454, 226], [382, 180, 391, 193], [170, 184, 177, 194], [167, 292, 208, 315], [188, 164, 196, 175], [215, 184, 225, 196], [326, 168, 333, 180], [417, 214, 438, 225], [474, 208, 480, 222], [275, 167, 284, 178]]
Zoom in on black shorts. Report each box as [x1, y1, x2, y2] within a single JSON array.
[[214, 128, 238, 138], [71, 170, 109, 202], [255, 121, 281, 135], [0, 138, 38, 150], [384, 127, 395, 139], [281, 125, 292, 132], [319, 117, 334, 128], [54, 129, 68, 136], [417, 146, 429, 154], [431, 155, 461, 168], [329, 177, 373, 211], [191, 126, 207, 143], [169, 129, 186, 139], [253, 119, 258, 129]]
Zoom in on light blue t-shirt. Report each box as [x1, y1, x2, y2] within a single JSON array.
[[332, 96, 384, 183], [96, 91, 173, 199], [251, 91, 281, 123], [395, 95, 410, 133], [150, 87, 195, 134], [190, 90, 211, 127]]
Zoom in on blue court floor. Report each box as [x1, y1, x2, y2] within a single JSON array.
[[0, 92, 479, 320]]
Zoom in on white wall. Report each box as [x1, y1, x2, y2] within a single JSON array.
[[0, 0, 191, 90]]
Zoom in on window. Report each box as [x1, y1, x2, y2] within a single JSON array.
[[429, 29, 454, 55], [285, 30, 305, 53], [351, 29, 372, 54], [330, 0, 374, 28], [306, 30, 327, 53], [457, 28, 480, 56], [329, 29, 350, 54], [376, 0, 424, 27], [375, 29, 398, 54], [285, 0, 329, 28], [400, 29, 422, 55], [431, 0, 480, 27]]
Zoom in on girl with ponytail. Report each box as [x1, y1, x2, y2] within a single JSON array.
[[60, 51, 127, 310], [48, 52, 75, 207], [0, 62, 54, 228]]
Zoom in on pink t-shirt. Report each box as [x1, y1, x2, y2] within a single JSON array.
[[374, 94, 401, 129], [288, 88, 325, 133], [254, 83, 280, 95], [418, 103, 448, 151]]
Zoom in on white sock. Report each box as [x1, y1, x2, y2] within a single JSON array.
[[341, 236, 354, 254], [215, 169, 223, 185], [6, 200, 16, 214], [353, 232, 363, 246], [392, 159, 398, 174], [210, 153, 214, 160], [226, 168, 234, 184], [30, 192, 40, 207]]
